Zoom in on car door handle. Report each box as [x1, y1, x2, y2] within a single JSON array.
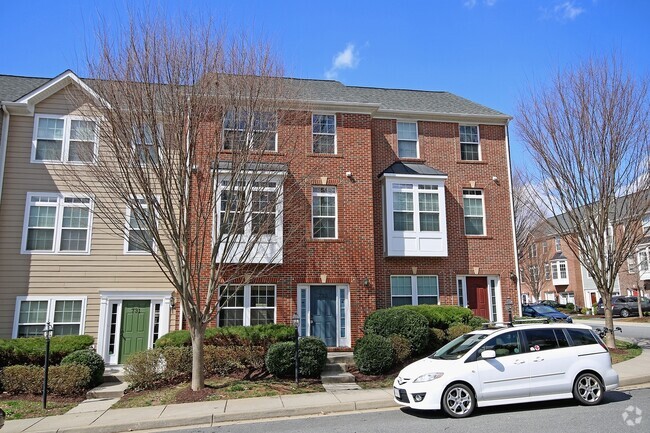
[[514, 359, 526, 364], [533, 357, 544, 362]]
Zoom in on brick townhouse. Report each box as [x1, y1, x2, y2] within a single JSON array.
[[0, 70, 518, 363]]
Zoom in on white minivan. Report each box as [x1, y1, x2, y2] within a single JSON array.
[[393, 323, 619, 418]]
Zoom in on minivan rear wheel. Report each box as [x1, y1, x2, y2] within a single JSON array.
[[442, 383, 475, 418], [573, 373, 604, 405], [620, 308, 630, 318]]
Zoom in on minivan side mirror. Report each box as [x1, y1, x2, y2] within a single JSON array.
[[481, 350, 496, 359]]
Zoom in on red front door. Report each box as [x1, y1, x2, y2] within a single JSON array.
[[467, 277, 490, 319]]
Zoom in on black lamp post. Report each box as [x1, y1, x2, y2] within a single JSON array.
[[292, 312, 300, 386], [505, 298, 514, 325], [42, 322, 53, 409]]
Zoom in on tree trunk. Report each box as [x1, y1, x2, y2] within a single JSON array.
[[638, 289, 644, 318], [189, 323, 206, 391], [603, 300, 616, 349]]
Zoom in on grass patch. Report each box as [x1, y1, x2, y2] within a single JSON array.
[[0, 395, 83, 420], [112, 377, 324, 409], [611, 340, 642, 364]]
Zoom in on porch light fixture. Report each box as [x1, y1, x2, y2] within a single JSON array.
[[509, 271, 518, 283], [42, 322, 54, 409], [362, 277, 370, 287], [292, 312, 300, 386]]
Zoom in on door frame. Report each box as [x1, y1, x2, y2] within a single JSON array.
[[296, 284, 350, 348], [97, 291, 173, 365], [456, 276, 503, 322]]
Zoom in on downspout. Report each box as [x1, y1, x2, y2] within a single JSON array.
[[505, 121, 523, 317], [0, 104, 10, 209]]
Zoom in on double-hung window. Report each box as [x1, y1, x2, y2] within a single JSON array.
[[392, 184, 440, 232], [390, 275, 439, 306], [463, 189, 485, 236], [22, 193, 93, 254], [218, 180, 278, 236], [312, 114, 336, 154], [544, 263, 551, 280], [133, 124, 160, 165], [529, 243, 538, 259], [312, 186, 337, 239], [397, 121, 418, 158], [223, 110, 277, 151], [555, 236, 562, 252], [15, 297, 85, 337], [638, 249, 649, 273], [459, 125, 480, 161], [218, 285, 276, 327], [32, 115, 98, 163], [125, 198, 155, 253]]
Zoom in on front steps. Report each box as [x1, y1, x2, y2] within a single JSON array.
[[85, 366, 127, 399], [321, 352, 361, 391]]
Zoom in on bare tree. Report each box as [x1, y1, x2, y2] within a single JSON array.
[[518, 234, 555, 303], [516, 55, 650, 347], [60, 16, 309, 390]]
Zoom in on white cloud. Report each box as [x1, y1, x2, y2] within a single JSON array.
[[325, 44, 359, 80], [542, 1, 585, 21], [464, 0, 497, 8]]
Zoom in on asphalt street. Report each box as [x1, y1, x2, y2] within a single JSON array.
[[578, 318, 650, 340], [170, 388, 649, 433]]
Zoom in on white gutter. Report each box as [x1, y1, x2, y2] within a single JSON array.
[[505, 122, 522, 316], [0, 104, 10, 208]]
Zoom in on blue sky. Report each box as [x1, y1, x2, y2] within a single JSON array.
[[1, 0, 649, 166]]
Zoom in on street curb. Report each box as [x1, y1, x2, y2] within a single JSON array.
[[21, 400, 398, 433], [619, 375, 650, 388]]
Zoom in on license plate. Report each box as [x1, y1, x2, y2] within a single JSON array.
[[394, 388, 400, 398]]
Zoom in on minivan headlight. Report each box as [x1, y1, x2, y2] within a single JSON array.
[[413, 372, 444, 383]]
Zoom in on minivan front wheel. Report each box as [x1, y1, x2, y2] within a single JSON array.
[[620, 309, 630, 318], [573, 373, 604, 405], [442, 383, 475, 418]]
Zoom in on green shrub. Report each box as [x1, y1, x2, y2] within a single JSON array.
[[389, 334, 411, 365], [155, 324, 294, 349], [565, 303, 575, 311], [0, 335, 94, 368], [363, 308, 429, 354], [465, 315, 488, 329], [1, 364, 91, 396], [61, 349, 105, 387], [265, 342, 294, 378], [354, 334, 394, 375], [123, 349, 165, 390], [161, 346, 193, 382], [446, 324, 474, 340], [204, 346, 243, 376], [395, 305, 475, 330], [428, 328, 447, 351], [265, 337, 327, 378], [296, 337, 327, 377], [154, 328, 220, 348]]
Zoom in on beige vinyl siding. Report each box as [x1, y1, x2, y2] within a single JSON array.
[[0, 87, 175, 338]]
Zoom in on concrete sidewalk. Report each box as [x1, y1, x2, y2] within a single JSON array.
[[3, 341, 650, 433]]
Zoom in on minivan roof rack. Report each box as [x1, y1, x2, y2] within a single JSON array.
[[481, 318, 551, 329]]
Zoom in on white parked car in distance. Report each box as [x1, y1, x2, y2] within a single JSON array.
[[393, 323, 619, 418]]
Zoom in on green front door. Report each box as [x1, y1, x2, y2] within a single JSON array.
[[119, 300, 151, 363]]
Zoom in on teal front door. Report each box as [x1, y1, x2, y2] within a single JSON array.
[[310, 286, 337, 347], [119, 300, 150, 363]]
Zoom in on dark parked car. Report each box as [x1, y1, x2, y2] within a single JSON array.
[[597, 296, 650, 317], [0, 407, 5, 429], [539, 299, 561, 309], [522, 304, 573, 323]]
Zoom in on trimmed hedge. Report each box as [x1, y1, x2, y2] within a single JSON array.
[[265, 337, 327, 378], [363, 308, 429, 354], [154, 324, 294, 349], [354, 334, 394, 375], [394, 305, 474, 330], [0, 335, 94, 368], [61, 349, 105, 387], [123, 349, 165, 390], [1, 364, 92, 395], [389, 334, 411, 365], [446, 324, 474, 340]]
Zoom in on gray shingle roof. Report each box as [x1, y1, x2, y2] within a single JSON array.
[[380, 161, 447, 178], [0, 75, 50, 102], [0, 73, 509, 118]]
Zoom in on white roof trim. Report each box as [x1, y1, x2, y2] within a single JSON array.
[[15, 69, 108, 108]]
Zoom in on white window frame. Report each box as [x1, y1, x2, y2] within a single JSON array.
[[21, 192, 94, 255], [124, 197, 158, 255], [131, 124, 164, 166], [638, 248, 649, 273], [13, 296, 87, 338], [31, 114, 99, 164], [217, 284, 277, 327], [529, 243, 538, 259], [544, 263, 551, 280], [627, 256, 636, 273], [312, 113, 337, 154], [555, 236, 562, 252], [459, 124, 481, 161], [312, 186, 338, 239], [397, 121, 419, 158], [542, 241, 548, 254], [390, 275, 439, 306], [223, 110, 277, 152], [551, 260, 569, 283], [530, 266, 539, 282], [463, 189, 486, 236]]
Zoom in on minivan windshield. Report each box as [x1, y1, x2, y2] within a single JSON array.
[[429, 333, 488, 360]]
